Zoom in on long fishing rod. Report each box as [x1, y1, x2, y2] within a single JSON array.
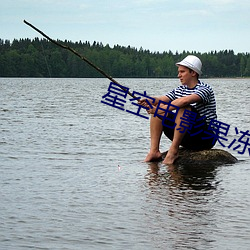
[[23, 20, 137, 99]]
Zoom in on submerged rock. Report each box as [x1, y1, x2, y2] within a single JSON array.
[[161, 148, 238, 166]]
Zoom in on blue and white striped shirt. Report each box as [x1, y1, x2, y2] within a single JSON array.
[[166, 80, 217, 126]]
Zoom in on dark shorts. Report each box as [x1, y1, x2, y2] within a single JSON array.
[[162, 106, 217, 150]]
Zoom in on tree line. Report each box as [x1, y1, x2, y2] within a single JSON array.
[[0, 38, 250, 78]]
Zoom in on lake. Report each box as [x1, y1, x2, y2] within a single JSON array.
[[0, 78, 250, 250]]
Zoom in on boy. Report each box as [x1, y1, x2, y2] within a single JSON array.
[[140, 55, 217, 164]]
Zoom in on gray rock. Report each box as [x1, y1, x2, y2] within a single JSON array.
[[161, 148, 238, 166]]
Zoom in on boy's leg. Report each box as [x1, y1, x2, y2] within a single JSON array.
[[144, 115, 164, 162], [163, 106, 191, 164]]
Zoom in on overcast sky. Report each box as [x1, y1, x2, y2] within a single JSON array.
[[1, 0, 249, 53]]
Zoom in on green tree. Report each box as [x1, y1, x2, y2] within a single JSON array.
[[244, 56, 250, 76]]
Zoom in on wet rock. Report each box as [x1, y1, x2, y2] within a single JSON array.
[[161, 148, 238, 166]]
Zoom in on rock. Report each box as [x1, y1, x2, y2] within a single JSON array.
[[161, 148, 238, 166]]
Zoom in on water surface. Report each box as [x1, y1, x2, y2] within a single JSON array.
[[0, 78, 250, 249]]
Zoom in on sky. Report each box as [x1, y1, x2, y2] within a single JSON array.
[[1, 0, 250, 53]]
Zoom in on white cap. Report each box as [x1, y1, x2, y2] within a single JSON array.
[[176, 55, 202, 75]]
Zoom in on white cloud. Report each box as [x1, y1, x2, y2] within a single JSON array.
[[134, 0, 168, 5], [206, 0, 237, 4], [79, 3, 89, 10]]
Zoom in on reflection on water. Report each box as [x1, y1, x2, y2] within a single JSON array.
[[143, 160, 250, 250], [147, 161, 219, 191], [144, 162, 220, 249]]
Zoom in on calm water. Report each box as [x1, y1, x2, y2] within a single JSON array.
[[0, 78, 250, 250]]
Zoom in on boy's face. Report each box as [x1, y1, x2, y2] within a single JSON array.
[[177, 65, 197, 85]]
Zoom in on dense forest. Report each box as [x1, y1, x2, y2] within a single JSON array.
[[0, 38, 250, 78]]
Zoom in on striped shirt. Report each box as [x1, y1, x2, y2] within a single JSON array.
[[166, 80, 217, 126]]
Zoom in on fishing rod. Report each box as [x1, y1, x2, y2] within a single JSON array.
[[23, 20, 137, 99]]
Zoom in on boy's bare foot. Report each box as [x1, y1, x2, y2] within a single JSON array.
[[144, 151, 162, 162], [163, 149, 179, 165]]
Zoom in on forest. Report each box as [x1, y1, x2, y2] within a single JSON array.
[[0, 38, 250, 78]]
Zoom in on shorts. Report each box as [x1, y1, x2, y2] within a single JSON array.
[[162, 106, 217, 150]]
